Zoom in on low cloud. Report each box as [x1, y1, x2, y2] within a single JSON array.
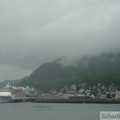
[[0, 64, 32, 81], [0, 0, 120, 81]]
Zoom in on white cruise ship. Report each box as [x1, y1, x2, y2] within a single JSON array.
[[0, 83, 25, 103], [0, 91, 12, 103], [0, 83, 37, 103]]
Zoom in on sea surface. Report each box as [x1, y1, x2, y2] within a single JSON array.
[[0, 102, 120, 120]]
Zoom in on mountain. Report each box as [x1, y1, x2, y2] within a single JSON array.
[[21, 52, 120, 92], [1, 52, 120, 92], [21, 62, 80, 92], [77, 52, 120, 74]]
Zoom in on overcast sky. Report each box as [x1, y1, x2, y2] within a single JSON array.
[[0, 0, 120, 82]]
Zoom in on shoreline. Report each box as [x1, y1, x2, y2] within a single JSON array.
[[32, 99, 120, 104]]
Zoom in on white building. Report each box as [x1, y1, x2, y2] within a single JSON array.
[[115, 91, 120, 100]]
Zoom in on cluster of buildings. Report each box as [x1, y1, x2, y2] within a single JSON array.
[[38, 83, 120, 100]]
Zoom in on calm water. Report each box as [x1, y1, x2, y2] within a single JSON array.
[[0, 103, 120, 120]]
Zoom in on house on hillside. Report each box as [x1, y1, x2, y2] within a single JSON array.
[[66, 88, 76, 94]]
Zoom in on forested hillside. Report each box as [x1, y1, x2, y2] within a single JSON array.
[[1, 52, 120, 92], [21, 52, 120, 92]]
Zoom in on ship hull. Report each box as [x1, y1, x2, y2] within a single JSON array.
[[0, 96, 12, 103]]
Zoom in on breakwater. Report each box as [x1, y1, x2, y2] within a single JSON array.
[[33, 99, 120, 104]]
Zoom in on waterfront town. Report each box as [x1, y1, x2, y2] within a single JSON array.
[[0, 82, 120, 103], [38, 83, 120, 101]]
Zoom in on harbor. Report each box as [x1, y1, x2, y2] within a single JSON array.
[[0, 83, 120, 104]]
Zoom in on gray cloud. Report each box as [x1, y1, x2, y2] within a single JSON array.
[[0, 0, 120, 81]]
